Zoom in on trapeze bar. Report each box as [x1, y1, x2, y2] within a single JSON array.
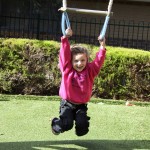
[[66, 7, 113, 16]]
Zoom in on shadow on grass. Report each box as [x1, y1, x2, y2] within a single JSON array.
[[0, 140, 150, 150]]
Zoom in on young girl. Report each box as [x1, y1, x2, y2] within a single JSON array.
[[51, 28, 106, 136]]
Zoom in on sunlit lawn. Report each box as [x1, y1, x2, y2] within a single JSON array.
[[0, 95, 150, 150]]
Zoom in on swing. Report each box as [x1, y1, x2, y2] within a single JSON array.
[[60, 0, 113, 40]]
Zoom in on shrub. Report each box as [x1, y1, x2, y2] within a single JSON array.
[[0, 38, 61, 95], [0, 38, 150, 101], [92, 46, 150, 101]]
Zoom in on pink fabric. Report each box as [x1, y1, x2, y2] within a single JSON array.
[[59, 37, 106, 104]]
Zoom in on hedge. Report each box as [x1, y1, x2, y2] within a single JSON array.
[[0, 38, 150, 101]]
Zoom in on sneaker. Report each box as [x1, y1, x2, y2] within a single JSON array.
[[51, 118, 60, 135]]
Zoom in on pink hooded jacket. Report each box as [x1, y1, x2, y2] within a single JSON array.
[[59, 37, 106, 104]]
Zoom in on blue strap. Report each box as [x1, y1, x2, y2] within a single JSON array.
[[99, 16, 110, 41], [61, 12, 71, 36]]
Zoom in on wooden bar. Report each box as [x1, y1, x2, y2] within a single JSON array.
[[66, 7, 113, 16]]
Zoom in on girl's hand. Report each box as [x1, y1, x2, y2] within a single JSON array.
[[98, 36, 106, 48], [65, 28, 73, 37]]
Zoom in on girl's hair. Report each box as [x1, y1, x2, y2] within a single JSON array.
[[70, 44, 89, 57]]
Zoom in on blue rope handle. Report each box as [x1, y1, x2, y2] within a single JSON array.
[[99, 0, 113, 41], [99, 16, 110, 41], [61, 12, 71, 36]]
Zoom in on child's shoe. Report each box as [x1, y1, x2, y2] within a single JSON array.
[[51, 118, 60, 135]]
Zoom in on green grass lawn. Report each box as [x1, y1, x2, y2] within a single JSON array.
[[0, 95, 150, 150]]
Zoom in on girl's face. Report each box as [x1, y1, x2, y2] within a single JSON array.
[[72, 53, 87, 72]]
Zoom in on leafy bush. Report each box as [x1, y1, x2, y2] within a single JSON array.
[[0, 38, 150, 101], [92, 46, 150, 101], [0, 38, 61, 95]]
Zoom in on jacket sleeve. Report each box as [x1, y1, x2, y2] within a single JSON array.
[[59, 37, 72, 73], [89, 48, 106, 77]]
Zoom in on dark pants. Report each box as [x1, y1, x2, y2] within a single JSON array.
[[52, 99, 90, 136]]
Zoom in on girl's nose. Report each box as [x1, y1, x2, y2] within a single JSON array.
[[78, 61, 82, 66]]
